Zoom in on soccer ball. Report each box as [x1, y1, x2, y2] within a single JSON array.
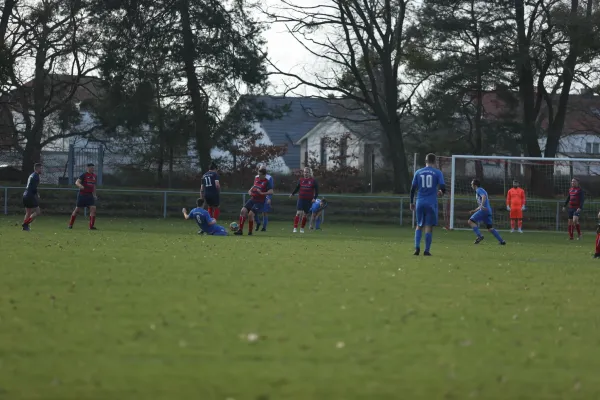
[[230, 222, 239, 231]]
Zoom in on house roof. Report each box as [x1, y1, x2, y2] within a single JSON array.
[[251, 96, 373, 169], [478, 91, 600, 135]]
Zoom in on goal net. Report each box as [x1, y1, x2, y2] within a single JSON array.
[[414, 154, 600, 232]]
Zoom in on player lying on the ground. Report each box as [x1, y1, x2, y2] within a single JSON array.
[[506, 180, 526, 233], [182, 199, 228, 236], [22, 163, 43, 231], [410, 153, 445, 256], [290, 167, 319, 233], [200, 161, 221, 221], [69, 163, 98, 230], [254, 164, 274, 232], [235, 165, 273, 236], [563, 178, 584, 240], [309, 197, 327, 230], [468, 179, 506, 246]]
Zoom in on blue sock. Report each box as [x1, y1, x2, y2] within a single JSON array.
[[263, 215, 269, 229], [425, 232, 432, 252], [316, 216, 321, 229], [415, 229, 423, 250], [254, 213, 260, 224], [472, 226, 482, 237], [490, 228, 504, 242]]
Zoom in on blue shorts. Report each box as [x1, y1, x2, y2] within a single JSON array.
[[297, 199, 312, 213], [204, 194, 220, 207], [244, 199, 264, 214], [310, 203, 321, 214], [208, 225, 228, 236], [416, 203, 438, 227], [470, 210, 493, 228], [263, 199, 273, 213], [76, 193, 95, 208], [568, 208, 581, 218], [22, 195, 38, 209]]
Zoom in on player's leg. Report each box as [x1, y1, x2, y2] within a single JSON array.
[[24, 206, 41, 226], [248, 209, 255, 234], [212, 226, 228, 236], [567, 210, 574, 239], [315, 212, 322, 229], [423, 205, 436, 255], [573, 214, 582, 239], [69, 196, 82, 228], [486, 217, 505, 244], [261, 211, 269, 231], [300, 203, 310, 232], [293, 200, 303, 232], [468, 211, 485, 243], [89, 205, 97, 229], [236, 203, 251, 235], [254, 211, 261, 231], [414, 203, 425, 254], [22, 206, 32, 230], [510, 219, 515, 232]]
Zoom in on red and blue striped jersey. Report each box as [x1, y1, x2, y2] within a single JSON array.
[[251, 176, 272, 203], [78, 172, 96, 194], [565, 187, 584, 209]]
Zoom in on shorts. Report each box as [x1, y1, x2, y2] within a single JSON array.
[[208, 225, 228, 236], [263, 199, 273, 213], [568, 208, 581, 218], [470, 210, 493, 228], [204, 194, 220, 207], [509, 209, 523, 219], [416, 202, 438, 227], [22, 196, 38, 209], [310, 202, 321, 214], [244, 199, 264, 214], [76, 193, 95, 208], [297, 198, 312, 213]]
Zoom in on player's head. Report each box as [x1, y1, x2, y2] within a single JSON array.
[[196, 198, 203, 207], [571, 177, 579, 187], [320, 197, 327, 209], [258, 163, 267, 176], [86, 163, 95, 173], [513, 180, 519, 188], [471, 178, 481, 189], [209, 161, 218, 171], [33, 162, 42, 174], [425, 153, 436, 166], [303, 167, 312, 178]]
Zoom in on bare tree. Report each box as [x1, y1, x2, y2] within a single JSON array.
[[262, 0, 424, 193]]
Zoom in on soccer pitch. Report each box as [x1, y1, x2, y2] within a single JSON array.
[[1, 217, 600, 400]]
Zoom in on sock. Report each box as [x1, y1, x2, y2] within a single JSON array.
[[24, 215, 34, 225], [518, 220, 523, 229], [254, 213, 260, 224], [263, 215, 269, 229], [568, 225, 574, 238], [490, 228, 504, 243], [213, 208, 220, 220], [472, 226, 482, 237], [89, 216, 95, 228], [294, 215, 300, 228], [249, 219, 254, 233], [69, 214, 77, 226], [207, 207, 213, 217], [596, 233, 600, 254], [414, 229, 423, 250], [238, 215, 246, 230], [576, 224, 581, 236], [510, 220, 515, 230], [425, 232, 432, 252], [316, 216, 321, 229], [301, 216, 307, 228]]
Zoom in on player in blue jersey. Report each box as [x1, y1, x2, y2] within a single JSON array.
[[410, 153, 445, 256], [22, 163, 43, 231], [182, 199, 228, 236], [469, 179, 506, 245], [201, 161, 221, 221], [309, 197, 327, 230], [254, 164, 274, 232]]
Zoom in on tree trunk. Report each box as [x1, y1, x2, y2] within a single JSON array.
[[168, 145, 174, 189], [20, 139, 41, 183], [178, 0, 211, 174], [384, 121, 410, 193], [0, 0, 17, 41]]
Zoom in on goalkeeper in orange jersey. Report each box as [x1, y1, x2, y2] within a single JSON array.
[[506, 180, 526, 233]]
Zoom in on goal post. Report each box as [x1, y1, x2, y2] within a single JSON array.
[[446, 154, 600, 231]]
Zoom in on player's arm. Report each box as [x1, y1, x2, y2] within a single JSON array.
[[409, 174, 418, 206], [200, 183, 205, 199], [263, 179, 274, 196], [266, 176, 274, 200], [476, 189, 487, 211], [564, 194, 570, 208], [521, 188, 526, 210], [290, 181, 300, 197], [437, 170, 446, 196], [182, 208, 191, 219], [215, 174, 221, 192], [75, 174, 85, 190]]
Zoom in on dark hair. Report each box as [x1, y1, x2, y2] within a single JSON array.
[[209, 161, 217, 170], [34, 163, 42, 169], [425, 153, 436, 165], [472, 178, 481, 187], [87, 163, 95, 167], [196, 198, 203, 207], [258, 167, 267, 174]]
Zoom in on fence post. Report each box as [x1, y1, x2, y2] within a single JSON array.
[[399, 198, 403, 225], [243, 193, 246, 205], [4, 187, 7, 215], [555, 201, 560, 232], [163, 191, 167, 218]]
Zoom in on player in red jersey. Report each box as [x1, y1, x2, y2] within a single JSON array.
[[289, 167, 319, 233], [234, 165, 273, 236], [562, 178, 584, 240], [68, 163, 98, 230]]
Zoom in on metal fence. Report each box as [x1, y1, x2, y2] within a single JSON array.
[[2, 186, 599, 231]]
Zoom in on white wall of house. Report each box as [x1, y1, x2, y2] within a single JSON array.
[[538, 133, 600, 175], [299, 119, 384, 170]]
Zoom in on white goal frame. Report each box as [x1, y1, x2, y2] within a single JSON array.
[[449, 154, 600, 230]]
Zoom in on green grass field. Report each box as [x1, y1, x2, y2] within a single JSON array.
[[1, 216, 600, 400]]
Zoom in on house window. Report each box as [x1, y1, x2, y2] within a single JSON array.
[[586, 143, 591, 153], [595, 143, 599, 154], [340, 137, 348, 167], [586, 142, 600, 154], [320, 138, 326, 166]]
